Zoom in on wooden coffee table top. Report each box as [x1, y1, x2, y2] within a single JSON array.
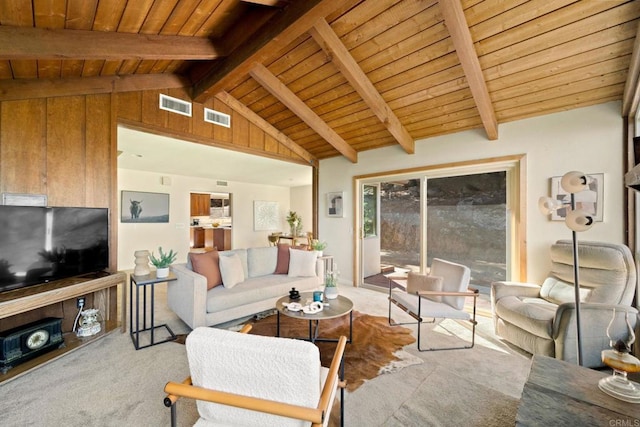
[[276, 292, 353, 321]]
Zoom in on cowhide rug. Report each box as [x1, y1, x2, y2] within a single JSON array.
[[246, 310, 419, 392]]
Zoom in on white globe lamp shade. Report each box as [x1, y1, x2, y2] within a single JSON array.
[[538, 197, 563, 215], [561, 171, 590, 193], [565, 209, 594, 232]]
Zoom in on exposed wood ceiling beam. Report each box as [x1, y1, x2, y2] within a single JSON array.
[[0, 74, 189, 102], [309, 18, 415, 154], [250, 63, 357, 163], [215, 90, 318, 167], [0, 26, 225, 60], [622, 21, 640, 117], [438, 0, 498, 140], [191, 0, 353, 103], [241, 0, 289, 7]]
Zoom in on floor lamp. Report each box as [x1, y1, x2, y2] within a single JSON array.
[[539, 171, 595, 366]]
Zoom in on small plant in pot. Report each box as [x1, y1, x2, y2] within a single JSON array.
[[150, 247, 177, 278], [310, 239, 327, 256], [324, 268, 339, 299]]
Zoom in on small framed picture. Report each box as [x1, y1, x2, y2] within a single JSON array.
[[327, 192, 344, 218], [550, 173, 603, 221], [121, 191, 170, 223]]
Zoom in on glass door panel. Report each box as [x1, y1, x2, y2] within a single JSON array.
[[426, 172, 507, 290]]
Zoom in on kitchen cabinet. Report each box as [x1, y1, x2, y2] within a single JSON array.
[[191, 227, 231, 250], [190, 227, 205, 248], [190, 193, 210, 216], [205, 228, 231, 251]]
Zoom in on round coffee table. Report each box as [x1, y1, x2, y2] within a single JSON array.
[[276, 292, 353, 343]]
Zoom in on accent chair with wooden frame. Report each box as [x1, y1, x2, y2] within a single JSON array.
[[164, 324, 347, 427], [388, 258, 479, 351]]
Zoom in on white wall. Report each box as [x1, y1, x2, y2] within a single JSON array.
[[117, 169, 298, 270], [290, 185, 313, 235], [318, 101, 625, 286]]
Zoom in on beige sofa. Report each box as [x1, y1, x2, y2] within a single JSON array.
[[491, 240, 638, 367], [167, 246, 325, 329]]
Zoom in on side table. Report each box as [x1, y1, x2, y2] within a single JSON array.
[[129, 271, 177, 350]]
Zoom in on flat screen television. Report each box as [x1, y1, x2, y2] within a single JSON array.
[[0, 206, 109, 293]]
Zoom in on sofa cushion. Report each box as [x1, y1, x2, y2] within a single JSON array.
[[189, 250, 222, 290], [247, 246, 277, 278], [288, 248, 317, 277], [275, 243, 305, 274], [494, 295, 557, 338], [219, 249, 248, 279], [219, 253, 245, 289], [206, 274, 320, 313]]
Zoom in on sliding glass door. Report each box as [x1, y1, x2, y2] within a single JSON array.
[[425, 172, 507, 287], [357, 156, 521, 292]]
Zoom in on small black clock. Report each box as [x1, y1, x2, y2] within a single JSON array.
[[0, 318, 64, 374]]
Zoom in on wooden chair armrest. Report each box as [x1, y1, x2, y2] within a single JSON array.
[[316, 335, 347, 421], [386, 275, 408, 281], [239, 323, 252, 334], [163, 382, 324, 424], [416, 288, 479, 298], [164, 376, 193, 407]]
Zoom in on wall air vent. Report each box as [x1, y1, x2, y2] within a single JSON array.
[[204, 108, 231, 128], [216, 181, 228, 186], [159, 94, 192, 117]]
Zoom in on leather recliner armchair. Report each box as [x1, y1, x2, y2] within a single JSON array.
[[491, 240, 638, 367]]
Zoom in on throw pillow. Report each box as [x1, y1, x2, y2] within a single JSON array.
[[288, 248, 318, 277], [189, 250, 222, 290], [275, 243, 305, 274], [407, 272, 444, 302], [219, 253, 245, 289]]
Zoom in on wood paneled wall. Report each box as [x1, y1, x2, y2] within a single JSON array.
[[117, 87, 306, 164], [0, 93, 117, 270]]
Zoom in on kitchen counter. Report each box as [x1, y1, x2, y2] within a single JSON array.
[[190, 227, 231, 250]]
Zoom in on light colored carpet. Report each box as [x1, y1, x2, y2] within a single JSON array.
[[0, 284, 532, 426]]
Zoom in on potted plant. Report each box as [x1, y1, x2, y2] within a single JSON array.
[[324, 267, 339, 299], [150, 247, 177, 278], [310, 239, 327, 257], [286, 211, 301, 237]]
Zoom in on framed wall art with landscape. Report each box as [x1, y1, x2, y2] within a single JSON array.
[[121, 191, 170, 223]]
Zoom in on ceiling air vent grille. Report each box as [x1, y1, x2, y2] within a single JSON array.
[[204, 108, 231, 128], [159, 94, 192, 117]]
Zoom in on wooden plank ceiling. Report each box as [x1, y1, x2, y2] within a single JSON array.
[[0, 0, 639, 164]]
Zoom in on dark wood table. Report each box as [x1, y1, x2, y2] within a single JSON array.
[[517, 355, 640, 425]]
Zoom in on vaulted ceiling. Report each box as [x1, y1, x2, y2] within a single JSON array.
[[1, 0, 639, 165]]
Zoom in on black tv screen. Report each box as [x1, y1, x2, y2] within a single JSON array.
[[0, 206, 109, 293]]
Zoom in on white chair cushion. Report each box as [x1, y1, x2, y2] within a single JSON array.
[[186, 327, 321, 427], [429, 259, 471, 310], [391, 289, 470, 320], [407, 272, 443, 303]]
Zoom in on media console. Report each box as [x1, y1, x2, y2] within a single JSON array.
[[0, 271, 126, 383]]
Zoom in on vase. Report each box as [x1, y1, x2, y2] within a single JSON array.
[[156, 267, 170, 278], [315, 250, 323, 258], [324, 286, 338, 299], [133, 250, 150, 276]]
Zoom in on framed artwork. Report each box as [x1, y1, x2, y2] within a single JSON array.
[[121, 191, 170, 223], [327, 192, 344, 218], [550, 173, 603, 221], [254, 200, 279, 230]]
